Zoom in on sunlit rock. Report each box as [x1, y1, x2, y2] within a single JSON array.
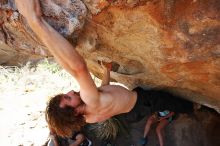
[[0, 0, 220, 114]]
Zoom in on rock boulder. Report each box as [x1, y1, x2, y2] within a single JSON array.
[[0, 0, 220, 113]]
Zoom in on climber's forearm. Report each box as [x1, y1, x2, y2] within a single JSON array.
[[28, 18, 100, 106], [29, 17, 86, 76]]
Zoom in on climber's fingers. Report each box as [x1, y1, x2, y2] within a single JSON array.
[[99, 60, 112, 71]]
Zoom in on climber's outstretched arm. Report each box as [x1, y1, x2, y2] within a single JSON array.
[[15, 0, 100, 107]]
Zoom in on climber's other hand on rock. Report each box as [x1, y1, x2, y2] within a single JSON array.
[[99, 61, 112, 71]]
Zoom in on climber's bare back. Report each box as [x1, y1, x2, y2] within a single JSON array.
[[84, 84, 137, 123]]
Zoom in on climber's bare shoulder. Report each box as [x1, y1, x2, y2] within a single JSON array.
[[85, 85, 137, 123]]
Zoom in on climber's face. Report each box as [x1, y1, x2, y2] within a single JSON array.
[[59, 90, 82, 108]]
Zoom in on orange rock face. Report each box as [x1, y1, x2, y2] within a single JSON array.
[[79, 0, 220, 112], [0, 0, 220, 112]]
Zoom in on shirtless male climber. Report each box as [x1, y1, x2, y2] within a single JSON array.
[[15, 0, 193, 138]]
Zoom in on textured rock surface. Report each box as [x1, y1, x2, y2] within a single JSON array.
[[0, 0, 220, 113], [78, 0, 220, 112], [0, 0, 87, 64]]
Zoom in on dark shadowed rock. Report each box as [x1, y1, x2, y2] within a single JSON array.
[[89, 107, 220, 146], [127, 108, 220, 146]]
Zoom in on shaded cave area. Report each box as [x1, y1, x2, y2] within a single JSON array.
[[85, 105, 220, 146]]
